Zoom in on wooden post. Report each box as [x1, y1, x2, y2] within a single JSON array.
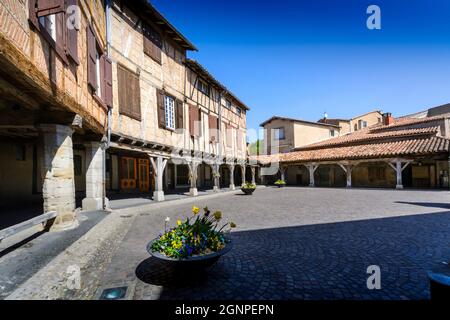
[[150, 156, 167, 201], [188, 161, 199, 196], [229, 164, 235, 190], [307, 164, 318, 187], [251, 166, 256, 185]]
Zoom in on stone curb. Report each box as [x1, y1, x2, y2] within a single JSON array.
[[5, 187, 264, 299]]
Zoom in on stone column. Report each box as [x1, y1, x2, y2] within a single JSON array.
[[307, 164, 318, 187], [251, 166, 256, 185], [40, 124, 77, 231], [229, 164, 235, 190], [150, 156, 167, 201], [82, 141, 108, 210], [188, 161, 199, 196], [213, 163, 220, 192]]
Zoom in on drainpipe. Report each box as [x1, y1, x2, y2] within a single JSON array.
[[103, 0, 112, 210]]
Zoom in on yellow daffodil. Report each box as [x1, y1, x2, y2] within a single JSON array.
[[192, 206, 200, 215], [213, 211, 222, 221], [177, 219, 182, 226]]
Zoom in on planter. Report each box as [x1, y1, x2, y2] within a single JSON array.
[[147, 238, 233, 269], [241, 187, 255, 195]]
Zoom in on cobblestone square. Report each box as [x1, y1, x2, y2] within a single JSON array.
[[97, 187, 450, 300]]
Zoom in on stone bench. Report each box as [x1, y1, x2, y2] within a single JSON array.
[[0, 211, 57, 242]]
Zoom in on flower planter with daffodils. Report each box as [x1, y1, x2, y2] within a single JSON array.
[[148, 206, 236, 268], [241, 182, 256, 195], [274, 179, 286, 188]]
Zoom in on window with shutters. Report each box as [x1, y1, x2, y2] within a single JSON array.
[[209, 115, 218, 143], [117, 64, 141, 120], [143, 23, 162, 64], [164, 96, 175, 130], [29, 0, 79, 65], [189, 105, 201, 137]]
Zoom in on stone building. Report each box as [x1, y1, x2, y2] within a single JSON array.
[[260, 116, 341, 155], [0, 0, 254, 234], [260, 113, 450, 189], [102, 0, 253, 201], [0, 0, 110, 231], [318, 110, 384, 134]]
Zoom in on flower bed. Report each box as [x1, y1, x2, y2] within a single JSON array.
[[150, 206, 236, 259]]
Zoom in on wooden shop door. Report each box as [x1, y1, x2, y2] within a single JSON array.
[[120, 157, 136, 190], [138, 159, 150, 192]]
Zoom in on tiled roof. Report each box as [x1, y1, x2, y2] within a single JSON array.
[[280, 136, 449, 163], [295, 126, 440, 151], [256, 115, 449, 164]]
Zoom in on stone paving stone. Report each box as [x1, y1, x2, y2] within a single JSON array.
[[98, 187, 450, 300]]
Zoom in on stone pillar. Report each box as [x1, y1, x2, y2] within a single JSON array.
[[307, 164, 318, 187], [82, 142, 108, 210], [188, 161, 199, 196], [150, 156, 167, 201], [229, 164, 235, 190], [213, 163, 220, 192], [40, 124, 77, 231], [395, 160, 403, 189], [251, 166, 256, 185]]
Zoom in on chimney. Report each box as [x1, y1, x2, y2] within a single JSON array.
[[383, 112, 394, 126]]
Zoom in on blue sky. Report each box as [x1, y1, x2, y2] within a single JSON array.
[[152, 0, 450, 137]]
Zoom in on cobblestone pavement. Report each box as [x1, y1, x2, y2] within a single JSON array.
[[98, 187, 450, 300]]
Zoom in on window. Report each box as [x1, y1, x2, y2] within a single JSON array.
[[164, 96, 175, 130], [87, 24, 113, 107], [225, 100, 232, 109], [226, 125, 233, 147], [143, 23, 162, 63], [95, 51, 102, 99], [354, 124, 358, 131], [274, 127, 285, 140], [330, 130, 335, 137], [197, 79, 210, 96], [39, 14, 56, 41], [236, 107, 242, 116], [29, 0, 79, 65], [117, 64, 141, 120], [157, 90, 183, 130]]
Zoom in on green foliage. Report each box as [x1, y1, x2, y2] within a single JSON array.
[[151, 206, 236, 259], [241, 182, 256, 189], [248, 139, 263, 155]]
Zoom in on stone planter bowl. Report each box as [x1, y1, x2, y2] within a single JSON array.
[[241, 187, 255, 195], [147, 238, 233, 269]]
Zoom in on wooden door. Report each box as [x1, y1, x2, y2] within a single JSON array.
[[120, 157, 136, 190], [138, 159, 150, 192]]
